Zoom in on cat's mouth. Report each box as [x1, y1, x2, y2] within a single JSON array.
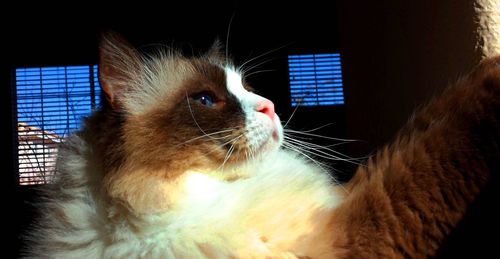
[[272, 129, 280, 141], [255, 134, 277, 153], [252, 120, 283, 155], [217, 113, 283, 166]]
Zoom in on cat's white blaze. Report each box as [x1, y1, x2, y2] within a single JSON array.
[[224, 66, 263, 113], [224, 66, 284, 148]]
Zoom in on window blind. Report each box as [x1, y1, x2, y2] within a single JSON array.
[[288, 53, 344, 106], [16, 65, 100, 185]]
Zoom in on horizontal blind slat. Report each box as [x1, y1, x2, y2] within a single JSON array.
[[288, 54, 345, 107], [15, 65, 101, 185]]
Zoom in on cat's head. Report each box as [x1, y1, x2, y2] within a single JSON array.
[[97, 33, 283, 177]]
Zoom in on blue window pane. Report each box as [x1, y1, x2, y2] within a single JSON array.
[[288, 53, 345, 106], [16, 65, 102, 185], [16, 65, 101, 137]]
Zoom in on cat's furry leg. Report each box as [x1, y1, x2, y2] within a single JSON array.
[[330, 56, 500, 258]]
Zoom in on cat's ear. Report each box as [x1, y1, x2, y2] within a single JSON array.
[[205, 39, 227, 64], [98, 32, 142, 110]]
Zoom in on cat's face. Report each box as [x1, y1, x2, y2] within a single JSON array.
[[98, 34, 283, 175]]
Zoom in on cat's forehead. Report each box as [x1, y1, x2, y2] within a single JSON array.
[[189, 58, 228, 86], [125, 54, 244, 114], [181, 57, 249, 96]]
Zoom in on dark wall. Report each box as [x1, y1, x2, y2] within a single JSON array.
[[338, 1, 497, 258], [339, 1, 481, 157]]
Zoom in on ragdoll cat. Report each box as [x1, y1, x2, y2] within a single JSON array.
[[24, 33, 343, 258], [25, 32, 500, 258]]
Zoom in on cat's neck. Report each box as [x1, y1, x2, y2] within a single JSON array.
[[53, 133, 342, 257]]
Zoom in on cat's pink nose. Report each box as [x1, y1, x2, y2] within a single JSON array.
[[256, 99, 275, 121]]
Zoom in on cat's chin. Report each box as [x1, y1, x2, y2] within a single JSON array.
[[259, 139, 279, 154], [255, 129, 283, 156], [266, 119, 284, 153]]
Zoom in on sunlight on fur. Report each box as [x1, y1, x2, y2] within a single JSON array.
[[23, 33, 347, 258], [476, 0, 500, 57], [23, 27, 500, 258]]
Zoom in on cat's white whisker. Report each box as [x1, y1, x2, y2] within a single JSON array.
[[291, 145, 360, 166], [246, 142, 256, 162], [281, 142, 336, 177], [285, 141, 344, 162], [282, 141, 347, 180], [284, 129, 359, 143], [285, 136, 352, 149], [190, 131, 244, 159], [283, 136, 365, 167], [283, 134, 366, 168], [175, 129, 236, 147], [220, 133, 244, 147], [283, 102, 301, 130], [221, 145, 233, 168], [283, 136, 351, 156], [279, 100, 362, 167], [219, 136, 240, 170], [238, 43, 291, 71], [241, 58, 275, 76], [287, 123, 335, 134], [225, 12, 235, 63], [243, 69, 276, 78]]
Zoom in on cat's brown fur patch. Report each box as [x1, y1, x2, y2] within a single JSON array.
[[330, 56, 500, 258], [90, 35, 254, 214]]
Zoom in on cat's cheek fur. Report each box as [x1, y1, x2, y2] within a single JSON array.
[[275, 114, 284, 145]]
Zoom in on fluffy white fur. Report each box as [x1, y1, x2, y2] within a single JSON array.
[[30, 135, 341, 258]]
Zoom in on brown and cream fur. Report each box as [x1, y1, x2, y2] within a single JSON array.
[[330, 56, 500, 258], [24, 34, 342, 258], [24, 32, 500, 258]]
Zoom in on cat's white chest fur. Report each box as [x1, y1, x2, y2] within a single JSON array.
[[133, 150, 342, 258], [30, 143, 341, 259]]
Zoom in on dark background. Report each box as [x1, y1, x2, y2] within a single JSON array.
[[3, 1, 497, 258]]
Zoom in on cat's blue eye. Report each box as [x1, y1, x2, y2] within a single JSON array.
[[192, 92, 216, 107]]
